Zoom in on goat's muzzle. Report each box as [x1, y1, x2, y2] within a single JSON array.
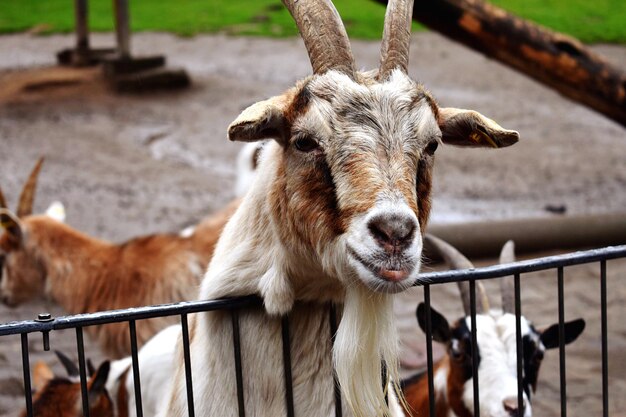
[[346, 204, 421, 292]]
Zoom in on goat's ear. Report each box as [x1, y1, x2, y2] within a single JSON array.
[[0, 209, 24, 248], [417, 303, 451, 343], [33, 361, 54, 391], [438, 107, 519, 148], [228, 95, 290, 145], [88, 361, 110, 405], [45, 201, 66, 223], [540, 318, 586, 349]]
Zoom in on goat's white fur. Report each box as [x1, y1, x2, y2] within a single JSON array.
[[44, 201, 66, 223], [162, 139, 406, 417], [235, 142, 266, 198], [461, 313, 532, 417], [107, 325, 179, 417]]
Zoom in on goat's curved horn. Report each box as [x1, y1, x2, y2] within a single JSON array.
[[379, 0, 414, 80], [424, 234, 490, 315], [16, 157, 44, 218], [282, 0, 356, 77], [55, 350, 80, 377], [0, 187, 7, 209], [499, 240, 516, 314]]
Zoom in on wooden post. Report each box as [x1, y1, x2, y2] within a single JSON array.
[[74, 0, 90, 63], [113, 0, 131, 59], [374, 0, 626, 127]]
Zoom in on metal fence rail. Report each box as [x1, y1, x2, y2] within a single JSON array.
[[2, 244, 625, 417]]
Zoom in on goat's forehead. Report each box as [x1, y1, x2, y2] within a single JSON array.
[[307, 70, 420, 102], [298, 71, 439, 143], [462, 314, 533, 346]]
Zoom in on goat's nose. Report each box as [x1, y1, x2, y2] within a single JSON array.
[[367, 213, 416, 252], [502, 397, 525, 417]]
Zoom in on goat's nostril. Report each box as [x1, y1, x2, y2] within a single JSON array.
[[367, 214, 416, 249], [503, 397, 525, 417]]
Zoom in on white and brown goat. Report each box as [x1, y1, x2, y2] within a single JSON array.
[[25, 353, 112, 417], [25, 325, 179, 417], [0, 158, 238, 358], [403, 235, 585, 417], [163, 1, 519, 416]]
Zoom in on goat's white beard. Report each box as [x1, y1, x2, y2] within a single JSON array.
[[333, 284, 402, 417]]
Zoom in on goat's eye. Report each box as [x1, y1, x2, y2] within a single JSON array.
[[425, 141, 438, 156], [294, 137, 320, 153]]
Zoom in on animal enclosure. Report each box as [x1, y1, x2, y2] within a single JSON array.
[[1, 244, 624, 417]]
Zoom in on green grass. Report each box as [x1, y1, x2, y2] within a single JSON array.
[[0, 0, 625, 43]]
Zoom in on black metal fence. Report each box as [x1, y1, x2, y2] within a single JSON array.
[[1, 244, 625, 417]]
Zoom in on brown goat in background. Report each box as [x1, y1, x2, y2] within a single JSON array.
[[0, 158, 238, 357], [23, 355, 112, 417]]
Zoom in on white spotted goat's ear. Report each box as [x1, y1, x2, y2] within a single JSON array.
[[438, 107, 519, 148], [0, 209, 24, 247], [228, 95, 290, 145], [45, 201, 66, 223]]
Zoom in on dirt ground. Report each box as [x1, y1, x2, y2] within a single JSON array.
[[0, 31, 625, 416]]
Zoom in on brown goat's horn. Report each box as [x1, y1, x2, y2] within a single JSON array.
[[282, 0, 356, 78], [55, 350, 80, 377], [379, 0, 414, 80], [16, 157, 44, 218], [424, 234, 490, 315], [499, 240, 516, 314], [0, 187, 7, 209]]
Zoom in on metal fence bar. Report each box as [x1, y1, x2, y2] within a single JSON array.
[[417, 245, 626, 285], [281, 316, 295, 417], [514, 273, 524, 415], [129, 320, 144, 417], [0, 296, 264, 337], [329, 304, 343, 417], [423, 284, 435, 417], [231, 310, 246, 417], [180, 314, 196, 417], [76, 327, 91, 417], [469, 280, 480, 417], [20, 333, 33, 417], [601, 260, 609, 417], [558, 267, 567, 417]]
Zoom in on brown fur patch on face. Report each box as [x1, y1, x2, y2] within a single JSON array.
[[334, 150, 385, 219], [447, 356, 474, 417], [416, 154, 434, 231], [269, 149, 345, 253], [284, 81, 312, 126]]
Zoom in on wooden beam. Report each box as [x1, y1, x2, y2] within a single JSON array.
[[374, 0, 626, 127]]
